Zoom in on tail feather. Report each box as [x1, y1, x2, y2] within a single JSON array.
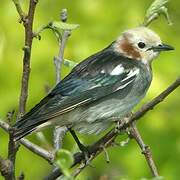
[[13, 94, 55, 141], [13, 117, 47, 141], [13, 127, 36, 141]]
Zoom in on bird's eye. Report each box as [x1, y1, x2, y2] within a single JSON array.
[[138, 42, 146, 49]]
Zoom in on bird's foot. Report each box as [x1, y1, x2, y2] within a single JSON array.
[[78, 143, 91, 164], [114, 113, 133, 133], [115, 120, 125, 134]]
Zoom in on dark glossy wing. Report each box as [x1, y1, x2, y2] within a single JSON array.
[[14, 46, 140, 139]]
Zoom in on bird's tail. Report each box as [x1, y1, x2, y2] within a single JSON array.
[[13, 95, 52, 141], [13, 116, 47, 141]]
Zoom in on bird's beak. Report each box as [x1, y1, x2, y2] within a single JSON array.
[[148, 43, 174, 52]]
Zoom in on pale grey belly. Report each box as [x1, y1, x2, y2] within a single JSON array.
[[52, 72, 151, 135], [52, 91, 145, 135]]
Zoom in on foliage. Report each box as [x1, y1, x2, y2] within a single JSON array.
[[55, 149, 73, 179], [143, 0, 172, 26]]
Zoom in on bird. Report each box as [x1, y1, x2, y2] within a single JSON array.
[[13, 26, 174, 143]]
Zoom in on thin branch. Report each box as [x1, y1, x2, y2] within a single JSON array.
[[54, 30, 70, 84], [33, 22, 52, 39], [1, 111, 19, 180], [12, 0, 26, 23], [0, 120, 9, 130], [53, 9, 70, 151], [17, 0, 38, 118], [102, 146, 110, 163], [0, 120, 54, 164], [71, 162, 86, 178], [129, 123, 159, 177], [54, 9, 70, 84], [4, 1, 39, 179], [45, 77, 180, 179], [7, 127, 19, 180], [20, 139, 54, 164], [0, 156, 12, 180], [53, 126, 68, 151]]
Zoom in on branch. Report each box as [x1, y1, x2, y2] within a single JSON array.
[[54, 9, 70, 84], [0, 111, 19, 180], [17, 0, 38, 118], [129, 123, 159, 177], [53, 9, 70, 151], [20, 139, 54, 164], [0, 120, 54, 164], [7, 127, 19, 180], [12, 0, 26, 23], [2, 1, 39, 179], [45, 77, 180, 179], [0, 156, 9, 180]]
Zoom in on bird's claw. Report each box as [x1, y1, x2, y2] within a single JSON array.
[[78, 143, 91, 164], [115, 120, 125, 134]]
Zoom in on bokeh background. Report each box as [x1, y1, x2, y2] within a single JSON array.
[[0, 0, 180, 179]]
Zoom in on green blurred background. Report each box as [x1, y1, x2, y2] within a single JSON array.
[[0, 0, 180, 179]]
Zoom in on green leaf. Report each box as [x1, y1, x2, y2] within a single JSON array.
[[146, 0, 169, 17], [55, 149, 74, 170], [143, 0, 172, 26], [52, 21, 80, 31], [63, 59, 77, 68], [55, 149, 73, 178]]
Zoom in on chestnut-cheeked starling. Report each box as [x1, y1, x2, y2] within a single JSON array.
[[13, 27, 174, 140]]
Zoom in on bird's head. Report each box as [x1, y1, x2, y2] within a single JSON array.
[[114, 27, 174, 65]]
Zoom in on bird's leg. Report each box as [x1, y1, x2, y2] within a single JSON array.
[[68, 128, 90, 162]]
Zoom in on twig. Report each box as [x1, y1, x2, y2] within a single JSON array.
[[20, 139, 54, 164], [44, 77, 180, 179], [71, 162, 86, 178], [1, 110, 19, 179], [54, 126, 68, 151], [12, 0, 26, 23], [4, 1, 39, 179], [0, 156, 12, 180], [54, 30, 70, 84], [54, 9, 70, 84], [102, 146, 110, 163], [17, 0, 38, 118], [7, 127, 19, 180], [129, 123, 159, 177], [0, 120, 54, 164], [53, 9, 70, 151], [33, 22, 52, 39]]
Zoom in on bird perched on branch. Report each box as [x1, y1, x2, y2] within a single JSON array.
[[13, 27, 174, 144]]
